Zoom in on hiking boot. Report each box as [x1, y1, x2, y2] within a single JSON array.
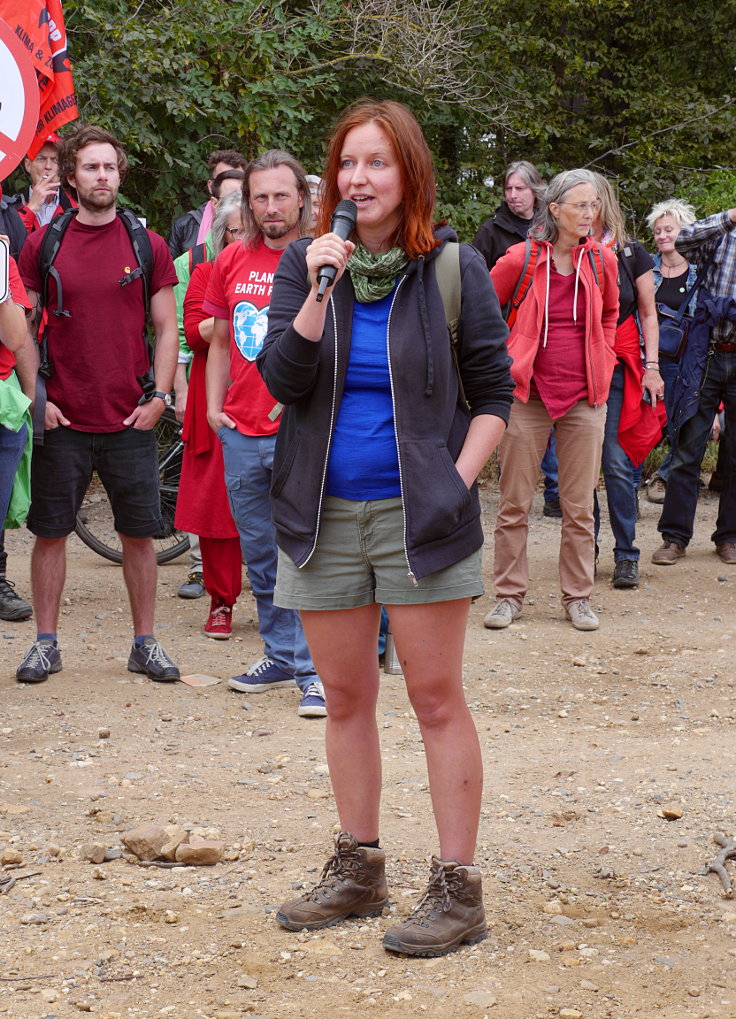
[[716, 542, 736, 565], [543, 496, 562, 518], [16, 639, 62, 683], [483, 598, 520, 629], [0, 578, 32, 621], [276, 832, 388, 931], [382, 857, 488, 958], [177, 572, 205, 599], [645, 475, 666, 504], [298, 681, 327, 718], [127, 638, 180, 682], [651, 540, 685, 565], [204, 599, 232, 639], [228, 655, 294, 693], [565, 598, 599, 631], [612, 559, 640, 589]]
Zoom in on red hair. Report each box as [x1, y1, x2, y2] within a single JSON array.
[[317, 99, 437, 259]]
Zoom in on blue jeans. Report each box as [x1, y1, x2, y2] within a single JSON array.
[[599, 364, 639, 561], [656, 357, 681, 482], [0, 421, 28, 530], [541, 430, 559, 501], [219, 428, 317, 690], [658, 348, 736, 547]]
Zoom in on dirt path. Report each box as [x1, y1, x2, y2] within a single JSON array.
[[1, 482, 734, 1019]]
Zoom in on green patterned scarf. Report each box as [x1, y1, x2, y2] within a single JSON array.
[[348, 242, 408, 303]]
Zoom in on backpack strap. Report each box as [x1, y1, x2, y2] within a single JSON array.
[[433, 241, 467, 408], [188, 241, 208, 273], [116, 207, 154, 317], [38, 208, 77, 318], [505, 238, 540, 328]]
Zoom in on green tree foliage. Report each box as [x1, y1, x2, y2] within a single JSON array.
[[7, 0, 735, 241]]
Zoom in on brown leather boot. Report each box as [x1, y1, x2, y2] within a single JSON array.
[[382, 856, 488, 957], [276, 832, 389, 931]]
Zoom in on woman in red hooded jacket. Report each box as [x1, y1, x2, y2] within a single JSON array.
[[487, 168, 619, 632]]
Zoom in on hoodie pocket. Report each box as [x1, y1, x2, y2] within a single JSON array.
[[401, 439, 474, 546]]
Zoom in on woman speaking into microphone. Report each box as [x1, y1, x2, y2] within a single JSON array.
[[258, 99, 513, 956]]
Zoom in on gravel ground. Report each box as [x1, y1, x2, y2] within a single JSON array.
[[1, 479, 734, 1019]]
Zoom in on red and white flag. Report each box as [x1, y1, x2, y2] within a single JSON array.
[[0, 0, 77, 158]]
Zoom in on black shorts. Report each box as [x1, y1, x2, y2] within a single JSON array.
[[28, 426, 163, 539]]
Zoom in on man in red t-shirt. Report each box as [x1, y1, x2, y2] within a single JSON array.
[[16, 125, 181, 685], [205, 149, 325, 718]]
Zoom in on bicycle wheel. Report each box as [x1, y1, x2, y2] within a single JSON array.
[[74, 408, 191, 565]]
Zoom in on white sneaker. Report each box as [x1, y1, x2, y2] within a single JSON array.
[[565, 599, 599, 631], [483, 599, 521, 629]]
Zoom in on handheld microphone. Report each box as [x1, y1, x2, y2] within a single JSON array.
[[316, 199, 357, 302]]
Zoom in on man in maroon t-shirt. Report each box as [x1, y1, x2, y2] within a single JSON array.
[[16, 125, 181, 685]]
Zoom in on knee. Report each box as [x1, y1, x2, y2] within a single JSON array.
[[408, 684, 463, 730]]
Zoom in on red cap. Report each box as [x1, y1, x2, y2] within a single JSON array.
[[45, 132, 62, 147]]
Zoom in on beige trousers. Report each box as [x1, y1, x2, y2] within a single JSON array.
[[493, 398, 607, 609]]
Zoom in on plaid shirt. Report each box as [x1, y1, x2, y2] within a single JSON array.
[[676, 210, 736, 342]]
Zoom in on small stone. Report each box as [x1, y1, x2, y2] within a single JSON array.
[[529, 949, 551, 962], [47, 843, 61, 856], [659, 803, 683, 820], [80, 842, 106, 864], [120, 823, 169, 861], [104, 847, 122, 861], [580, 979, 599, 991], [1, 847, 23, 865], [544, 900, 563, 914], [463, 991, 497, 1007], [560, 1010, 583, 1019], [98, 727, 111, 739], [160, 826, 188, 861], [236, 973, 258, 989], [175, 839, 225, 866], [92, 866, 107, 880], [687, 987, 701, 997]]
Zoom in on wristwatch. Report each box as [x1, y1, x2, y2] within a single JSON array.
[[138, 390, 172, 407]]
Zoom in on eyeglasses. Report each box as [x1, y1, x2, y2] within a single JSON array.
[[559, 201, 601, 214], [225, 227, 245, 237]]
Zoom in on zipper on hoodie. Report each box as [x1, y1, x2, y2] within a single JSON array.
[[299, 304, 340, 569], [385, 274, 417, 585]]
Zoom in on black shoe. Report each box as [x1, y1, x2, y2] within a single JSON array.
[[16, 639, 62, 683], [127, 638, 180, 682], [613, 559, 640, 589], [543, 497, 562, 518], [0, 578, 32, 621]]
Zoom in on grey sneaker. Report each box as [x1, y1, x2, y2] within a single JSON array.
[[127, 638, 180, 681], [16, 639, 62, 683], [177, 572, 205, 599], [483, 598, 521, 629], [565, 598, 599, 631], [382, 857, 488, 958], [0, 578, 32, 621]]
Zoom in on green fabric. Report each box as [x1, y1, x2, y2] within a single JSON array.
[[173, 233, 214, 365], [1, 371, 32, 529], [348, 243, 408, 303]]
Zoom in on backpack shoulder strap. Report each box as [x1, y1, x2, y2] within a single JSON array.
[[587, 241, 605, 292], [188, 241, 208, 273], [38, 208, 77, 315], [505, 238, 540, 328], [116, 208, 154, 316], [433, 241, 466, 408]]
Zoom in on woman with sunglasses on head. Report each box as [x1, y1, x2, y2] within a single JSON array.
[[590, 175, 664, 589], [488, 169, 619, 632], [174, 190, 245, 639], [259, 98, 514, 957]]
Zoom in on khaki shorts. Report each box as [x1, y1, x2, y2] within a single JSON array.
[[274, 495, 483, 610]]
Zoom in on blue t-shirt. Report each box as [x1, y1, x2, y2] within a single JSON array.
[[325, 287, 401, 500]]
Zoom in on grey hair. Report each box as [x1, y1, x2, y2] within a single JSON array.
[[242, 148, 311, 248], [210, 190, 243, 258], [646, 198, 697, 234], [531, 168, 599, 243], [504, 160, 546, 205]]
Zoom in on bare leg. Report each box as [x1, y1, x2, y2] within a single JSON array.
[[31, 536, 67, 633], [389, 598, 481, 863], [300, 603, 383, 842], [120, 535, 158, 634]]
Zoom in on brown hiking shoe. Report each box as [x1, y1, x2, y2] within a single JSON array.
[[276, 832, 388, 931], [651, 540, 686, 565], [382, 857, 488, 957]]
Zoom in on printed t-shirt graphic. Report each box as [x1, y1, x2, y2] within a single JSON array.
[[203, 239, 285, 437]]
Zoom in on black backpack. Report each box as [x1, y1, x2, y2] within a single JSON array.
[[33, 208, 155, 442]]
